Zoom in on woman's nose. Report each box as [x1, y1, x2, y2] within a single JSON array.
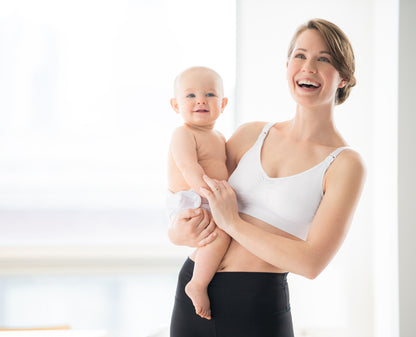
[[302, 59, 317, 73]]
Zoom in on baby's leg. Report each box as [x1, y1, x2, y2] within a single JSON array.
[[185, 227, 231, 320]]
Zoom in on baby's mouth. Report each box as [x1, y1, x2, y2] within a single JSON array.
[[194, 109, 209, 112]]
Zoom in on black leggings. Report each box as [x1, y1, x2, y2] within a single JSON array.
[[170, 258, 294, 337]]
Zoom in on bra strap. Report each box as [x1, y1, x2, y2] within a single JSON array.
[[327, 146, 351, 165], [258, 122, 275, 141], [253, 122, 276, 150]]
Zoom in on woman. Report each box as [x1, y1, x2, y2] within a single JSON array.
[[169, 19, 365, 337]]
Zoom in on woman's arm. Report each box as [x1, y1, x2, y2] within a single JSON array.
[[201, 150, 366, 279]]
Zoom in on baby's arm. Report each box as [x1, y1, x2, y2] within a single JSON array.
[[170, 126, 209, 193]]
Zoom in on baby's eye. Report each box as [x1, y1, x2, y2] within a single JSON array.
[[294, 53, 306, 59], [206, 93, 215, 97], [186, 93, 195, 98], [318, 56, 331, 63]]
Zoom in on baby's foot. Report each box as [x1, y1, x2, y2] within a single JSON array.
[[185, 280, 211, 320]]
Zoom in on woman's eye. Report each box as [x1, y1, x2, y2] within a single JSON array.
[[319, 57, 331, 63], [187, 94, 195, 98], [294, 53, 306, 59]]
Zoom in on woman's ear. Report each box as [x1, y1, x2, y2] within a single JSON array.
[[339, 79, 347, 88], [170, 98, 180, 113]]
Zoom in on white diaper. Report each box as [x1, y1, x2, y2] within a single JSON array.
[[166, 189, 210, 221]]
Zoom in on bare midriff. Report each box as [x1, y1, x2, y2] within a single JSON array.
[[190, 213, 302, 273]]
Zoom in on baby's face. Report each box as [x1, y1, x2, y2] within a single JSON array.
[[173, 69, 227, 129]]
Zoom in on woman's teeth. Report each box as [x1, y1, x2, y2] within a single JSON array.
[[297, 80, 320, 88]]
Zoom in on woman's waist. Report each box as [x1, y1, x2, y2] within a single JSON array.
[[189, 244, 286, 274], [184, 256, 287, 284], [217, 240, 288, 273], [217, 214, 298, 273]]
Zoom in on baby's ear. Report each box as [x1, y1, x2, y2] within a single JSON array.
[[170, 98, 180, 113], [221, 97, 228, 112]]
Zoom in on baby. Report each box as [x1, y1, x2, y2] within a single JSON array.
[[167, 66, 231, 320]]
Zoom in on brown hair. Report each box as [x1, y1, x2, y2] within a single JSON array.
[[287, 19, 356, 105]]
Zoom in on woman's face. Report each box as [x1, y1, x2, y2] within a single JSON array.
[[286, 29, 345, 109]]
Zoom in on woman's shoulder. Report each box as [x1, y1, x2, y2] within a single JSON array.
[[228, 121, 269, 150], [226, 122, 269, 168], [231, 121, 269, 140], [326, 147, 366, 187], [337, 148, 366, 173]]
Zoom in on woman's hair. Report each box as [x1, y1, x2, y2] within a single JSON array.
[[287, 19, 356, 105]]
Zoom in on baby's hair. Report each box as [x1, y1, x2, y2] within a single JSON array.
[[174, 66, 224, 97]]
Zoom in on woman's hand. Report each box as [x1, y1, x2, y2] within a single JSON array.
[[200, 175, 240, 234], [168, 208, 217, 247]]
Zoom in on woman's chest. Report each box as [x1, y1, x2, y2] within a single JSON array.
[[260, 138, 331, 179]]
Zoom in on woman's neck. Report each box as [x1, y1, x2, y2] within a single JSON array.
[[288, 104, 337, 143]]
